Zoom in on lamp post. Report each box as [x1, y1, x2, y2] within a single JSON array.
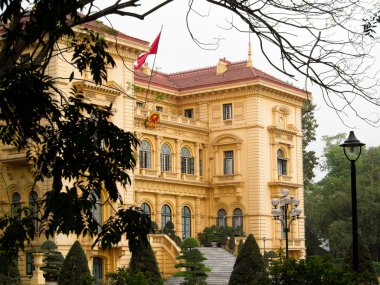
[[340, 131, 365, 273], [271, 189, 302, 259]]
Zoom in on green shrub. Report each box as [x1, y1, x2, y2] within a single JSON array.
[[150, 221, 159, 234], [228, 235, 236, 254], [269, 255, 360, 285], [163, 221, 181, 246], [0, 254, 21, 285], [228, 234, 268, 285], [40, 241, 64, 282], [175, 248, 209, 285], [181, 237, 200, 250], [58, 240, 93, 285], [343, 236, 378, 284], [107, 267, 163, 285], [237, 239, 244, 254], [129, 241, 162, 284]]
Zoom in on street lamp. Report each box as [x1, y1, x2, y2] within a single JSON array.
[[271, 189, 302, 259], [340, 131, 365, 273]]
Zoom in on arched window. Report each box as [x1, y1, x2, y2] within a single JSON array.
[[93, 257, 103, 285], [141, 203, 151, 218], [139, 140, 151, 169], [181, 147, 194, 174], [11, 192, 21, 220], [29, 191, 39, 232], [216, 209, 227, 228], [161, 204, 172, 229], [182, 206, 191, 239], [161, 144, 172, 172], [277, 149, 287, 176], [232, 208, 243, 236], [92, 196, 102, 232]]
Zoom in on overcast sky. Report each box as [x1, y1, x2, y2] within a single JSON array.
[[103, 1, 380, 181]]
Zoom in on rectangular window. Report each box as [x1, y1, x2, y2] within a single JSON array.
[[26, 253, 34, 276], [277, 159, 287, 175], [161, 154, 172, 171], [184, 109, 193, 118], [181, 157, 194, 174], [224, 151, 234, 175], [156, 106, 163, 112], [136, 101, 143, 108], [223, 103, 232, 120], [139, 150, 151, 168]]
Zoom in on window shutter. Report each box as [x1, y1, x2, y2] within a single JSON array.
[[161, 154, 164, 171], [147, 150, 151, 168], [168, 155, 172, 171], [190, 158, 194, 174], [181, 157, 185, 173]]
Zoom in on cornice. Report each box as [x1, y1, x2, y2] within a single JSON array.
[[72, 80, 121, 96], [268, 181, 303, 188], [135, 79, 308, 106], [268, 125, 299, 136]]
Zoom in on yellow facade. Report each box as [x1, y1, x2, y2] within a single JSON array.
[[0, 22, 307, 284]]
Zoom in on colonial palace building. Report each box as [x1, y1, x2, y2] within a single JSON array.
[[0, 20, 308, 284]]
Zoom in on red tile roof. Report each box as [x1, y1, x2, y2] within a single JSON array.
[[134, 60, 307, 94], [81, 20, 148, 46]]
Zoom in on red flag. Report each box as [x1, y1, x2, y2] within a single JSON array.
[[134, 32, 161, 70]]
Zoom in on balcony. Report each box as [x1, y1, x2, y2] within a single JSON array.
[[0, 144, 27, 162], [139, 168, 159, 177], [211, 174, 243, 187], [135, 108, 208, 129], [161, 171, 179, 179]]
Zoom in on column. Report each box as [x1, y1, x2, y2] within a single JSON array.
[[155, 136, 162, 171], [236, 143, 241, 174], [213, 146, 219, 176], [155, 194, 161, 230], [175, 139, 182, 174], [195, 198, 201, 234], [194, 143, 200, 177], [175, 196, 182, 237], [289, 144, 294, 177]]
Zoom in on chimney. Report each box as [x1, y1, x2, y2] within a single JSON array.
[[216, 58, 230, 75]]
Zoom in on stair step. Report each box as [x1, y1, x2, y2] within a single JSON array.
[[164, 247, 236, 285]]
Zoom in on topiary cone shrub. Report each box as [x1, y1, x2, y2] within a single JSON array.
[[129, 240, 162, 284], [58, 240, 93, 285], [228, 234, 269, 285]]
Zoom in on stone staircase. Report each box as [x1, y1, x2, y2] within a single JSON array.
[[164, 247, 236, 285]]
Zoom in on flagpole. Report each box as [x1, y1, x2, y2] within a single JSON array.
[[144, 25, 163, 108]]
